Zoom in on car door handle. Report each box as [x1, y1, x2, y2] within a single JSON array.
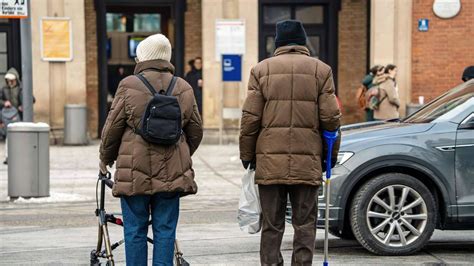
[[435, 145, 456, 152], [435, 144, 474, 152]]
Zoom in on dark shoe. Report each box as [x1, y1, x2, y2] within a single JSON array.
[[3, 158, 7, 165]]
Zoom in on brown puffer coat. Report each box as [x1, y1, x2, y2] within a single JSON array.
[[240, 45, 341, 186], [100, 59, 203, 197]]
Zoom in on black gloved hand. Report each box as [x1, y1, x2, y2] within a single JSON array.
[[242, 159, 256, 170], [322, 158, 337, 172]]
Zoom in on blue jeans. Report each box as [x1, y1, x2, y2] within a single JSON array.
[[120, 193, 180, 266]]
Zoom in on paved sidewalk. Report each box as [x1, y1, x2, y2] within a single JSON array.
[[0, 142, 473, 265]]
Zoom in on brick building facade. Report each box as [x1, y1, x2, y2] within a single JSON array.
[[3, 0, 470, 141], [338, 0, 368, 124], [411, 0, 473, 103]]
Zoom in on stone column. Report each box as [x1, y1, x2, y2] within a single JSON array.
[[30, 0, 87, 141], [370, 0, 412, 116], [201, 0, 258, 142]]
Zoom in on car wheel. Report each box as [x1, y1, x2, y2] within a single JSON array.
[[350, 173, 437, 255]]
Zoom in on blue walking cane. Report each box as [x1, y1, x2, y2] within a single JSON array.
[[323, 130, 338, 266]]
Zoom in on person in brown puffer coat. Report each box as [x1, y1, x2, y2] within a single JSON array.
[[240, 20, 341, 266], [99, 34, 202, 265]]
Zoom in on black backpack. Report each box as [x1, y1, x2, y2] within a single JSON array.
[[136, 73, 182, 145]]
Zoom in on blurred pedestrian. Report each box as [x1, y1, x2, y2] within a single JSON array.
[[1, 68, 23, 116], [462, 66, 474, 82], [99, 33, 203, 266], [360, 65, 384, 121], [374, 64, 400, 121], [185, 57, 203, 115], [185, 59, 194, 75], [0, 68, 23, 165], [109, 66, 128, 98], [239, 20, 341, 266]]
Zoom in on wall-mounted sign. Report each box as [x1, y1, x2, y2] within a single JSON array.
[[0, 0, 27, 18], [433, 0, 461, 19], [216, 19, 245, 61], [40, 18, 73, 61], [222, 54, 242, 82], [418, 19, 429, 32]]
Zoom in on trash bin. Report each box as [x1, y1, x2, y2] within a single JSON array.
[[406, 103, 424, 116], [64, 104, 88, 145], [7, 122, 50, 198]]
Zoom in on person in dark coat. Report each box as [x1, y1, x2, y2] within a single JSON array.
[[108, 66, 128, 97], [185, 57, 203, 115]]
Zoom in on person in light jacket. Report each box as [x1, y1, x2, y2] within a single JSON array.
[[374, 64, 400, 120]]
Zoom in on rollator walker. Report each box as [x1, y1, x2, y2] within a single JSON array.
[[90, 172, 189, 266]]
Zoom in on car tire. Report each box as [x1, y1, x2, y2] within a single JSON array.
[[350, 173, 437, 255]]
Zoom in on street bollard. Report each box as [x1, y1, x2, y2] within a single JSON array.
[[7, 122, 50, 198], [64, 104, 89, 145]]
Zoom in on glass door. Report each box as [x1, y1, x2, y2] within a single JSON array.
[[259, 4, 327, 61], [0, 19, 21, 84]]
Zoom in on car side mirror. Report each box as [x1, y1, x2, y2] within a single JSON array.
[[458, 114, 474, 130]]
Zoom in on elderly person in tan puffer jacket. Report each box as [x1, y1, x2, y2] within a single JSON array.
[[99, 34, 202, 265], [240, 20, 341, 265]]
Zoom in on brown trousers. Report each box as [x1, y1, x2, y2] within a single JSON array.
[[259, 184, 318, 266]]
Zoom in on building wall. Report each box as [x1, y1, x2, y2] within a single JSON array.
[[184, 0, 203, 72], [411, 0, 473, 102], [337, 0, 368, 124], [31, 0, 88, 142], [370, 0, 412, 116], [85, 0, 99, 138], [201, 0, 259, 133]]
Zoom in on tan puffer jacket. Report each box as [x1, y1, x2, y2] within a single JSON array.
[[100, 59, 203, 197], [240, 45, 341, 186]]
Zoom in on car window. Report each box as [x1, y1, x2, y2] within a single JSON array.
[[404, 83, 474, 123]]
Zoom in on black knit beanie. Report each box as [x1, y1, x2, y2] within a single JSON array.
[[275, 20, 307, 48], [462, 66, 474, 81]]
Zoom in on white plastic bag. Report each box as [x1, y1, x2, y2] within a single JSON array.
[[238, 167, 261, 234]]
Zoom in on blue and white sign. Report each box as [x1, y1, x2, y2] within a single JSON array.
[[222, 54, 242, 82], [418, 19, 429, 32]]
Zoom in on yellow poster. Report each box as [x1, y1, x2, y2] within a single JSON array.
[[41, 18, 72, 61]]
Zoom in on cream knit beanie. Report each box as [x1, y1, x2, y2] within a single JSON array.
[[136, 34, 172, 62]]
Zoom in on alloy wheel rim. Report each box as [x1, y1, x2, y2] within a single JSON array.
[[366, 184, 428, 247]]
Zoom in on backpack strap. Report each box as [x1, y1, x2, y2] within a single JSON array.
[[136, 73, 158, 95], [165, 76, 177, 96]]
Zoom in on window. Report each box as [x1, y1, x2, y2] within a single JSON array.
[[263, 6, 291, 24], [295, 6, 324, 24], [260, 3, 326, 60], [265, 36, 275, 58], [134, 14, 161, 32], [307, 36, 320, 58], [404, 84, 474, 123], [106, 13, 126, 32]]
